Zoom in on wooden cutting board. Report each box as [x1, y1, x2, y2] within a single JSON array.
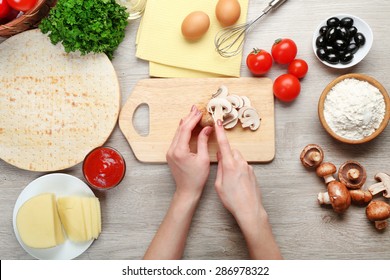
[[0, 30, 120, 172], [119, 78, 275, 163]]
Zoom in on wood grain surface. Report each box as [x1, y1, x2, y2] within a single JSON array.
[[119, 78, 274, 162], [1, 0, 390, 260]]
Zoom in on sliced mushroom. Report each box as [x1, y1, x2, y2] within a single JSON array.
[[239, 107, 261, 131], [207, 98, 232, 122], [226, 95, 243, 109], [223, 108, 239, 129], [212, 85, 229, 98], [241, 96, 251, 107]]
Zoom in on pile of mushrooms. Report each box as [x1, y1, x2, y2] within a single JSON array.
[[200, 85, 261, 131], [300, 143, 390, 230]]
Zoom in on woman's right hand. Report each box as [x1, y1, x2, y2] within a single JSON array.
[[214, 119, 264, 224], [213, 119, 282, 259]]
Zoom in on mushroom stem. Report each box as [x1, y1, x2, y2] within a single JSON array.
[[368, 182, 386, 196], [374, 220, 388, 230], [318, 192, 330, 205], [323, 175, 335, 184], [308, 151, 321, 163], [347, 168, 360, 181], [213, 105, 224, 121]]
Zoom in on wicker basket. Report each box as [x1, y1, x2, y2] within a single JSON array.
[[0, 0, 57, 37]]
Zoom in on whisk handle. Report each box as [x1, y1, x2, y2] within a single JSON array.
[[263, 0, 288, 14]]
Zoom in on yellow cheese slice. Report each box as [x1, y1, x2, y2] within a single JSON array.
[[57, 197, 87, 242], [96, 197, 102, 234], [16, 193, 64, 249], [82, 197, 92, 241], [90, 198, 98, 239]]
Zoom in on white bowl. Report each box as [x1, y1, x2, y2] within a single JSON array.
[[312, 14, 373, 69]]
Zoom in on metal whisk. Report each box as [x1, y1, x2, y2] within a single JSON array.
[[214, 0, 288, 58]]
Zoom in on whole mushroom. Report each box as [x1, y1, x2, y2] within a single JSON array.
[[300, 144, 324, 168], [338, 161, 367, 190], [318, 181, 351, 213], [368, 173, 390, 198], [349, 189, 372, 206], [366, 200, 390, 230], [316, 162, 337, 184]]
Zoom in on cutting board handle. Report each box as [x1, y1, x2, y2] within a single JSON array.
[[119, 97, 149, 146]]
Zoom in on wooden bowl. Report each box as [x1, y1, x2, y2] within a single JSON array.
[[318, 73, 390, 144], [0, 0, 57, 37]]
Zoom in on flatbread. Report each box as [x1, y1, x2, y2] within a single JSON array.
[[0, 30, 120, 171]]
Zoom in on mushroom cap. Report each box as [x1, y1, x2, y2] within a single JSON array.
[[316, 162, 337, 178], [300, 144, 324, 168], [212, 85, 229, 98], [349, 190, 372, 206], [338, 161, 367, 189], [366, 201, 390, 221], [327, 181, 351, 213]]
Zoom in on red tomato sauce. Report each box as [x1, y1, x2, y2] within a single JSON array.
[[83, 147, 126, 189]]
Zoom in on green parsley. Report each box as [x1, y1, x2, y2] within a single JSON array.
[[39, 0, 129, 59]]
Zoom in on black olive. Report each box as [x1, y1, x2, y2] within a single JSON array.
[[340, 17, 354, 28], [336, 26, 350, 41], [324, 45, 335, 52], [325, 52, 340, 64], [333, 39, 348, 51], [345, 43, 359, 54], [354, 33, 366, 46], [316, 48, 327, 60], [316, 35, 326, 48], [348, 26, 358, 37], [325, 27, 338, 44], [319, 25, 329, 35], [340, 52, 354, 64], [326, 17, 340, 27]]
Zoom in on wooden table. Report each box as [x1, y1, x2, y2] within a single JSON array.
[[1, 0, 389, 260]]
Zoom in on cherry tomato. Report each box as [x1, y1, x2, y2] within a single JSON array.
[[271, 38, 298, 64], [0, 0, 10, 18], [273, 74, 301, 102], [246, 48, 273, 76], [288, 59, 308, 79], [6, 0, 37, 12]]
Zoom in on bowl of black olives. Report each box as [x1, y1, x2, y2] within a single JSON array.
[[312, 14, 373, 68]]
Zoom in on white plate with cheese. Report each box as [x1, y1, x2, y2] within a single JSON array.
[[13, 173, 96, 260]]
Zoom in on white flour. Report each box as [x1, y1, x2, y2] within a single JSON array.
[[323, 78, 386, 140]]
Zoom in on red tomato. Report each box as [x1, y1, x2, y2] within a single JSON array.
[[0, 0, 10, 18], [6, 0, 37, 12], [288, 59, 308, 79], [271, 38, 298, 64], [273, 74, 301, 102], [246, 48, 273, 76]]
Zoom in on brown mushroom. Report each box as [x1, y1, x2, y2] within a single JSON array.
[[199, 107, 214, 127], [300, 144, 324, 168], [317, 181, 351, 213], [338, 161, 367, 189], [366, 200, 390, 230], [368, 173, 390, 198], [316, 162, 337, 184], [349, 189, 372, 206]]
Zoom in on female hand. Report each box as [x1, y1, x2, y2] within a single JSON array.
[[166, 105, 213, 199], [213, 119, 263, 223], [214, 119, 282, 259]]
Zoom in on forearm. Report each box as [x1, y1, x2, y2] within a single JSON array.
[[143, 191, 201, 260], [237, 209, 283, 260]]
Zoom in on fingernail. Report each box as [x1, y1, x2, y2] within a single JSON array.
[[179, 119, 183, 125], [217, 119, 223, 126], [191, 105, 196, 112]]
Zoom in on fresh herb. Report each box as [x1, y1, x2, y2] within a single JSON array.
[[39, 0, 129, 59]]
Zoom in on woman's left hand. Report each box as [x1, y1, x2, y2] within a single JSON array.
[[166, 105, 213, 200]]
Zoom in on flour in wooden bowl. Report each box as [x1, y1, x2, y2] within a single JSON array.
[[323, 78, 386, 140]]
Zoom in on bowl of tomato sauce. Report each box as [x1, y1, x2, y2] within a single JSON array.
[[82, 146, 126, 190]]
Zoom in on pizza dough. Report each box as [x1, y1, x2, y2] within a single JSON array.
[[0, 30, 121, 171]]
